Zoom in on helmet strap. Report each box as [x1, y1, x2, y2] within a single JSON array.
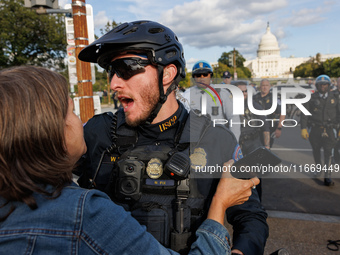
[[145, 65, 178, 124]]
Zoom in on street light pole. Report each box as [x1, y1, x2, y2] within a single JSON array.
[[72, 0, 94, 123]]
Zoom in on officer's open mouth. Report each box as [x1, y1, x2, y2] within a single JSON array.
[[119, 97, 134, 110]]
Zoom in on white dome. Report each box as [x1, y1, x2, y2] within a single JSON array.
[[257, 23, 280, 58]]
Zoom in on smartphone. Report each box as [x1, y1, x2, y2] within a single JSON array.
[[231, 147, 282, 179]]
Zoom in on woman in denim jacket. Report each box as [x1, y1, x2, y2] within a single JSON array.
[[0, 66, 258, 255]]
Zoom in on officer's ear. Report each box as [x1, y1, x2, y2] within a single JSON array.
[[163, 64, 177, 86]]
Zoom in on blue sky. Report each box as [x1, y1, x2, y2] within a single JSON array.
[[60, 0, 340, 70]]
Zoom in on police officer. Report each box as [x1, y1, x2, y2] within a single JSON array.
[[237, 82, 270, 154], [76, 20, 268, 255], [181, 60, 241, 141], [222, 70, 232, 84], [332, 77, 340, 164], [253, 79, 285, 148], [236, 82, 270, 201], [301, 75, 340, 186]]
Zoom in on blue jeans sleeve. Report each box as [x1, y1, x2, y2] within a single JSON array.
[[190, 219, 231, 255], [79, 189, 231, 255]]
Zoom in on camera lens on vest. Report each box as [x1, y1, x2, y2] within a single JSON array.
[[126, 165, 135, 173]]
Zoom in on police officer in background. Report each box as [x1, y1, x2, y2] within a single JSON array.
[[75, 21, 268, 255], [222, 70, 232, 84], [332, 77, 340, 164], [236, 81, 270, 201], [181, 60, 241, 141], [253, 79, 285, 148], [236, 82, 270, 154], [301, 75, 340, 186]]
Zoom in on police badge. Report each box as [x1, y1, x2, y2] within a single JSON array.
[[190, 147, 207, 170], [146, 158, 163, 179]]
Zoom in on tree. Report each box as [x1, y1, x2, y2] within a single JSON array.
[[97, 20, 121, 38], [218, 50, 246, 68], [323, 57, 340, 78], [0, 0, 66, 70], [215, 50, 251, 79], [292, 54, 340, 78], [178, 68, 191, 88], [93, 65, 109, 91], [293, 62, 315, 78]]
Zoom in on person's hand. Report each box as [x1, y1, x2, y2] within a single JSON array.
[[275, 128, 282, 138], [214, 160, 260, 209], [301, 129, 309, 140], [207, 160, 260, 225]]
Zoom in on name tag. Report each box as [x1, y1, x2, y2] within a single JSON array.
[[145, 179, 175, 186]]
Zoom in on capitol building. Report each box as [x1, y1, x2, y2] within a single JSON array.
[[244, 23, 340, 78]]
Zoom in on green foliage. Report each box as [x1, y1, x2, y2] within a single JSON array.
[[213, 62, 230, 78], [0, 0, 66, 70], [293, 55, 340, 78], [323, 57, 340, 77], [178, 68, 191, 88], [214, 57, 251, 79], [93, 66, 110, 92], [218, 50, 246, 67]]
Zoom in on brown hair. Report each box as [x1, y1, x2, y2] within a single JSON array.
[[0, 66, 74, 214]]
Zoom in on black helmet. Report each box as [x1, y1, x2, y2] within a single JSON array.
[[79, 20, 186, 124], [315, 74, 331, 92], [78, 20, 186, 82]]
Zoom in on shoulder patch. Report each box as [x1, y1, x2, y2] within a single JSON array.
[[233, 144, 243, 161]]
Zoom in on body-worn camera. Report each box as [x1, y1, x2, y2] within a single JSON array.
[[116, 156, 145, 202], [114, 147, 191, 202]]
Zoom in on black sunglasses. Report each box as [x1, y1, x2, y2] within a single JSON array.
[[194, 73, 209, 78], [107, 57, 151, 81]]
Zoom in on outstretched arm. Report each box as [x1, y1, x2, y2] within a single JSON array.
[[208, 160, 260, 225]]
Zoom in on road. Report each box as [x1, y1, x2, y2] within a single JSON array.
[[264, 125, 340, 215]]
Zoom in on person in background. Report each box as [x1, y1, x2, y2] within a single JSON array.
[[307, 78, 314, 89], [102, 89, 108, 103], [332, 77, 340, 165], [253, 79, 285, 148], [222, 70, 232, 84], [236, 82, 270, 154], [236, 82, 270, 201], [111, 90, 119, 109], [98, 90, 104, 103], [182, 60, 241, 141], [0, 65, 260, 255], [250, 82, 258, 94], [301, 75, 340, 186]]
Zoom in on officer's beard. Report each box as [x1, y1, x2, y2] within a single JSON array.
[[124, 87, 160, 127]]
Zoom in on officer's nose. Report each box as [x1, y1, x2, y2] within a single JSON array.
[[110, 73, 125, 91]]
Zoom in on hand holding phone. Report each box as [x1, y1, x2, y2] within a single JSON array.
[[231, 147, 281, 179]]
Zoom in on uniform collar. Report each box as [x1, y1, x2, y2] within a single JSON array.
[[319, 92, 328, 98]]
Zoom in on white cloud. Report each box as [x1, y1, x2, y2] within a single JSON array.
[[94, 11, 110, 29], [283, 6, 328, 27], [160, 0, 288, 52], [280, 43, 289, 51], [58, 0, 70, 9]]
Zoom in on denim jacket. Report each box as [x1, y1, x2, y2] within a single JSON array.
[[0, 183, 231, 255]]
